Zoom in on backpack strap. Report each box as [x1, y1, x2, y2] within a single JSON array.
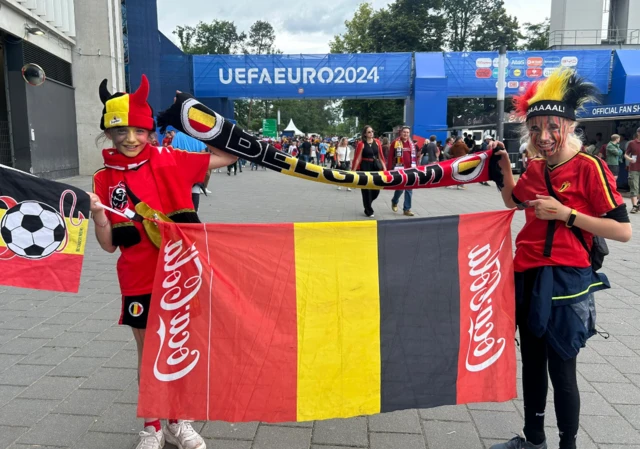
[[543, 168, 590, 257]]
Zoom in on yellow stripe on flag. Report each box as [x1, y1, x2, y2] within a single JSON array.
[[0, 209, 88, 256], [294, 221, 381, 421], [188, 107, 216, 128]]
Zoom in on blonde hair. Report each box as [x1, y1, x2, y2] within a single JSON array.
[[517, 120, 582, 159], [611, 134, 620, 141]]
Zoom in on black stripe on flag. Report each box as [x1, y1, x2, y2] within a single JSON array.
[[377, 215, 461, 412]]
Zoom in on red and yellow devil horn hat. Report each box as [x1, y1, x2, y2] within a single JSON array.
[[99, 75, 156, 131], [513, 67, 599, 122]]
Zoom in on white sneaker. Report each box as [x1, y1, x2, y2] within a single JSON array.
[[337, 187, 342, 190], [205, 188, 212, 194], [347, 188, 352, 191], [164, 421, 206, 449], [136, 427, 165, 449]]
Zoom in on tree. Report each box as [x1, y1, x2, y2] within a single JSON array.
[[329, 3, 377, 53], [173, 20, 246, 55], [521, 18, 550, 50], [470, 0, 522, 51], [330, 0, 447, 135], [244, 20, 278, 55]]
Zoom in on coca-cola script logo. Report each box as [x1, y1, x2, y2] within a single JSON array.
[[465, 238, 508, 372], [153, 238, 203, 382]]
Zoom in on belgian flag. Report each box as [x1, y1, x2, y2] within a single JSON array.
[[139, 209, 517, 422], [0, 165, 90, 293]]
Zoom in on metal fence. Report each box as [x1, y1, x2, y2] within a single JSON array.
[[549, 29, 640, 47]]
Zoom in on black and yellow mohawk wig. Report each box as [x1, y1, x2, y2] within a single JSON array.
[[513, 67, 599, 122]]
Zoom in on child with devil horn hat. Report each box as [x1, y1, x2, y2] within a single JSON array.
[[488, 68, 632, 449], [88, 75, 237, 449]]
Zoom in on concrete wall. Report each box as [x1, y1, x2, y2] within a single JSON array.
[[550, 0, 605, 46], [0, 0, 73, 62], [72, 0, 125, 176]]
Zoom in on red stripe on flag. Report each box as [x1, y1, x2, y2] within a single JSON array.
[[0, 252, 84, 293], [139, 222, 298, 422], [204, 223, 298, 422], [188, 118, 212, 133], [456, 210, 517, 404]]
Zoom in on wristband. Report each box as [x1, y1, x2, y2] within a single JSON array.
[[565, 209, 578, 228]]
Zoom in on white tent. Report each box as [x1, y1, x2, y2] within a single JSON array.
[[283, 119, 304, 136]]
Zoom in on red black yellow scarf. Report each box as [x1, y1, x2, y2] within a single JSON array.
[[101, 144, 199, 248]]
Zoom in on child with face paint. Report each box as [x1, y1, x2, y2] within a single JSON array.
[[88, 76, 237, 449], [489, 68, 632, 449]]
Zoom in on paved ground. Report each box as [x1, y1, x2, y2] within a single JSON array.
[[1, 166, 640, 449]]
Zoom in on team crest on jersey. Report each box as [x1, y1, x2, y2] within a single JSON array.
[[129, 302, 144, 317], [109, 181, 128, 211], [559, 181, 571, 192]]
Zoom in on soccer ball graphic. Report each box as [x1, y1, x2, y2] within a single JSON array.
[[0, 201, 66, 259]]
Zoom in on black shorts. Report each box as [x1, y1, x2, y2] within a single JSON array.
[[608, 164, 619, 175], [120, 294, 151, 329]]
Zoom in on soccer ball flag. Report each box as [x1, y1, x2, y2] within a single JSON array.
[[0, 165, 91, 293]]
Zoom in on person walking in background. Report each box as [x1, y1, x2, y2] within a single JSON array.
[[299, 137, 311, 163], [170, 131, 208, 211], [450, 136, 471, 189], [327, 143, 336, 168], [442, 137, 454, 160], [387, 126, 417, 216], [227, 160, 238, 176], [310, 141, 318, 164], [606, 134, 623, 180], [161, 130, 175, 147], [319, 140, 328, 166], [353, 125, 387, 217], [624, 128, 640, 213], [420, 135, 439, 165], [381, 137, 391, 161], [335, 137, 352, 191]]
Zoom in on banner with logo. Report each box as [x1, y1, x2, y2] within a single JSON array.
[[445, 50, 612, 98], [138, 209, 517, 422], [193, 53, 412, 99]]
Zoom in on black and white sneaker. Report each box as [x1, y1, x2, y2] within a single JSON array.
[[631, 205, 639, 214], [489, 435, 547, 449]]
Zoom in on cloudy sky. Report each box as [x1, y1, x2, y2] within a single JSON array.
[[157, 0, 552, 54]]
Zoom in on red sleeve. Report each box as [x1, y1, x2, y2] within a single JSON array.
[[170, 146, 210, 185], [92, 169, 111, 220], [352, 142, 363, 171], [583, 155, 624, 216]]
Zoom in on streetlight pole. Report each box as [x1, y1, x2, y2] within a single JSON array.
[[496, 45, 507, 142]]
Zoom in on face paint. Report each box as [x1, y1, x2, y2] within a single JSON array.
[[527, 116, 572, 157], [109, 127, 150, 157]]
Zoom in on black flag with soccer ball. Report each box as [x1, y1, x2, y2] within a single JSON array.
[[0, 165, 91, 292]]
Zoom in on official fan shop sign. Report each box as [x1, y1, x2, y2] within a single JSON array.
[[445, 49, 612, 97], [581, 103, 640, 119], [193, 53, 412, 99]]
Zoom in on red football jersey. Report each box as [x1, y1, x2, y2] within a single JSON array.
[[93, 147, 209, 295], [512, 152, 623, 272]]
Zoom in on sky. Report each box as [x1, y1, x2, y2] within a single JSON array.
[[157, 0, 552, 54]]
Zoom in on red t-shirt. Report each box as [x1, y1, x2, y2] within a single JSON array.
[[625, 139, 640, 172], [512, 152, 623, 272], [93, 147, 210, 296]]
